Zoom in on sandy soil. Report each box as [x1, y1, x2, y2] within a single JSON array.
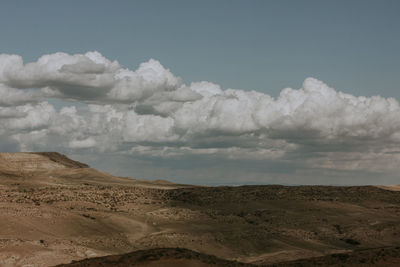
[[0, 153, 399, 266], [378, 185, 400, 191]]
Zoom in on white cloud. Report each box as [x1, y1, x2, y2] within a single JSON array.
[[0, 52, 118, 98], [69, 137, 97, 149], [0, 84, 43, 106], [0, 102, 55, 131], [108, 59, 183, 101], [1, 51, 400, 183], [0, 52, 200, 107]]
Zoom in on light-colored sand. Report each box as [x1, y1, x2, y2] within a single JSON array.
[[377, 185, 400, 191], [0, 153, 66, 172]]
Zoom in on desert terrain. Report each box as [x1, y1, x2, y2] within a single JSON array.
[[0, 152, 399, 266]]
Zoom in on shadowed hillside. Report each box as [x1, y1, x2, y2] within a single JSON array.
[[57, 247, 400, 267], [56, 248, 254, 267]]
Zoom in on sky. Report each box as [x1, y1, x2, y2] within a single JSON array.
[[0, 0, 400, 185]]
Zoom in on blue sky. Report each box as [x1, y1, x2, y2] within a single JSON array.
[[1, 0, 400, 98], [1, 1, 400, 185]]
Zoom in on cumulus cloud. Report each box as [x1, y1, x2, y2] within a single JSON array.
[[1, 51, 400, 182], [0, 52, 118, 99], [0, 52, 200, 109], [69, 137, 97, 149], [0, 102, 55, 131], [0, 84, 44, 106]]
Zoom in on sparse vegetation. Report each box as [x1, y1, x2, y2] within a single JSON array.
[[0, 153, 399, 266]]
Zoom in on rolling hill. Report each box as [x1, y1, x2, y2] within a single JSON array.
[[0, 152, 399, 266]]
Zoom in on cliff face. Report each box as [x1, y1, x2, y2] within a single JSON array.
[[0, 152, 89, 173], [34, 152, 89, 169]]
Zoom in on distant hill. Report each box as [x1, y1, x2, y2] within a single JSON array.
[[0, 152, 185, 189], [0, 152, 88, 172]]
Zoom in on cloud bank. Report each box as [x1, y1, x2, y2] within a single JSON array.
[[1, 51, 400, 184]]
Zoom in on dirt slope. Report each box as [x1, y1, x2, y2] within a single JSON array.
[[0, 152, 87, 171], [34, 152, 89, 168], [378, 185, 400, 192], [56, 246, 400, 267], [56, 248, 254, 267], [272, 246, 400, 266], [0, 152, 185, 188]]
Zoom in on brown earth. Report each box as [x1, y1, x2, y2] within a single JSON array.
[[0, 152, 399, 267], [56, 247, 254, 267], [378, 185, 400, 192], [272, 246, 400, 266], [56, 246, 400, 267]]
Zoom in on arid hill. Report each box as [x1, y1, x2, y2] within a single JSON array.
[[0, 152, 88, 170], [0, 152, 399, 267], [57, 247, 400, 267], [56, 247, 254, 267]]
